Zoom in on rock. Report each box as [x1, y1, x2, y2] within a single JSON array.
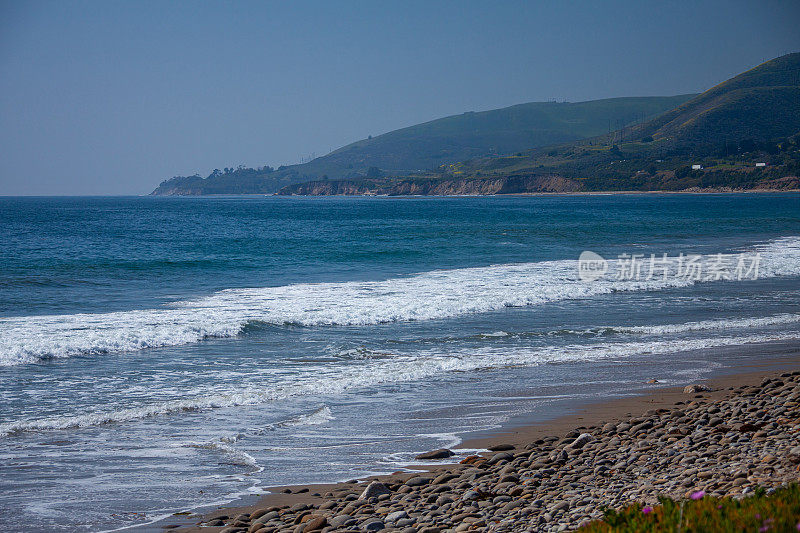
[[789, 446, 800, 461], [486, 452, 513, 465], [436, 495, 454, 505], [359, 481, 391, 500], [646, 378, 659, 384], [386, 510, 409, 523], [568, 433, 593, 449], [549, 501, 569, 512], [488, 443, 515, 451], [405, 476, 430, 487], [684, 384, 711, 394], [252, 511, 279, 524], [250, 509, 270, 520], [432, 473, 459, 484], [415, 449, 455, 460], [302, 516, 327, 532], [362, 519, 385, 531], [328, 515, 352, 528], [462, 490, 480, 500]]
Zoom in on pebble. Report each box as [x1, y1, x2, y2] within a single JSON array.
[[415, 449, 455, 460], [359, 481, 391, 500]]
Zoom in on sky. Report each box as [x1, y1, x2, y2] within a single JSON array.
[[1, 1, 799, 195]]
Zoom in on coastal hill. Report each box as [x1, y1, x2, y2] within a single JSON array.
[[283, 95, 694, 177], [280, 53, 800, 195], [150, 95, 693, 195]]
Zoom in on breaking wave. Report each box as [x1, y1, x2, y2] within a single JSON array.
[[1, 236, 799, 365], [2, 329, 798, 437], [266, 406, 335, 429]]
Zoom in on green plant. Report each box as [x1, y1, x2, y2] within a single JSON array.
[[579, 484, 800, 532]]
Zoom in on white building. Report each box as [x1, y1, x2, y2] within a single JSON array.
[[692, 164, 703, 170]]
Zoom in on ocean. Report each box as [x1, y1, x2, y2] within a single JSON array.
[[0, 193, 799, 532]]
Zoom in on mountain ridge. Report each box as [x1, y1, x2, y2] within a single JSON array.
[[150, 94, 694, 195]]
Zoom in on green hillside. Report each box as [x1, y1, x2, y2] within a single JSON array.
[[303, 95, 694, 175], [151, 95, 693, 195], [638, 52, 800, 148], [384, 53, 800, 193]]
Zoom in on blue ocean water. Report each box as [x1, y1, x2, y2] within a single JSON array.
[[0, 194, 799, 532]]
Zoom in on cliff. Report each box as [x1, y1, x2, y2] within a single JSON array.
[[278, 175, 582, 196]]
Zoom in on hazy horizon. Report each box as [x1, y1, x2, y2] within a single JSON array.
[[1, 0, 799, 195]]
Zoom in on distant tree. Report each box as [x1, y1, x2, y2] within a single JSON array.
[[675, 165, 692, 179], [641, 136, 654, 143], [366, 166, 383, 178], [739, 139, 757, 153]]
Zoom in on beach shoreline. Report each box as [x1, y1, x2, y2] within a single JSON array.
[[151, 349, 800, 533]]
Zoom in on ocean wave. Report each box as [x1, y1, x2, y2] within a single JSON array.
[[1, 236, 799, 365], [601, 313, 800, 335], [2, 330, 798, 436], [182, 440, 261, 470], [540, 313, 800, 338], [265, 406, 335, 430]]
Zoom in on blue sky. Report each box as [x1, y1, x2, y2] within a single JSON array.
[[1, 0, 799, 195]]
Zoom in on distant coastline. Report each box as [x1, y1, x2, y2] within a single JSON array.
[[151, 53, 800, 198], [149, 186, 800, 198]]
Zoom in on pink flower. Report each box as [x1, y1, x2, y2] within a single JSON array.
[[690, 490, 705, 500], [642, 506, 653, 515], [796, 522, 800, 531]]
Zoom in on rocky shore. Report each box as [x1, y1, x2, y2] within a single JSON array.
[[276, 175, 582, 196], [181, 370, 800, 533]]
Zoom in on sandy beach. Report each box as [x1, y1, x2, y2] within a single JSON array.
[[151, 351, 800, 533]]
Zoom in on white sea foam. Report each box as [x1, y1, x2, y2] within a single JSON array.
[[2, 329, 798, 437], [182, 440, 261, 470], [590, 313, 800, 336], [1, 236, 799, 365], [267, 406, 335, 429]]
